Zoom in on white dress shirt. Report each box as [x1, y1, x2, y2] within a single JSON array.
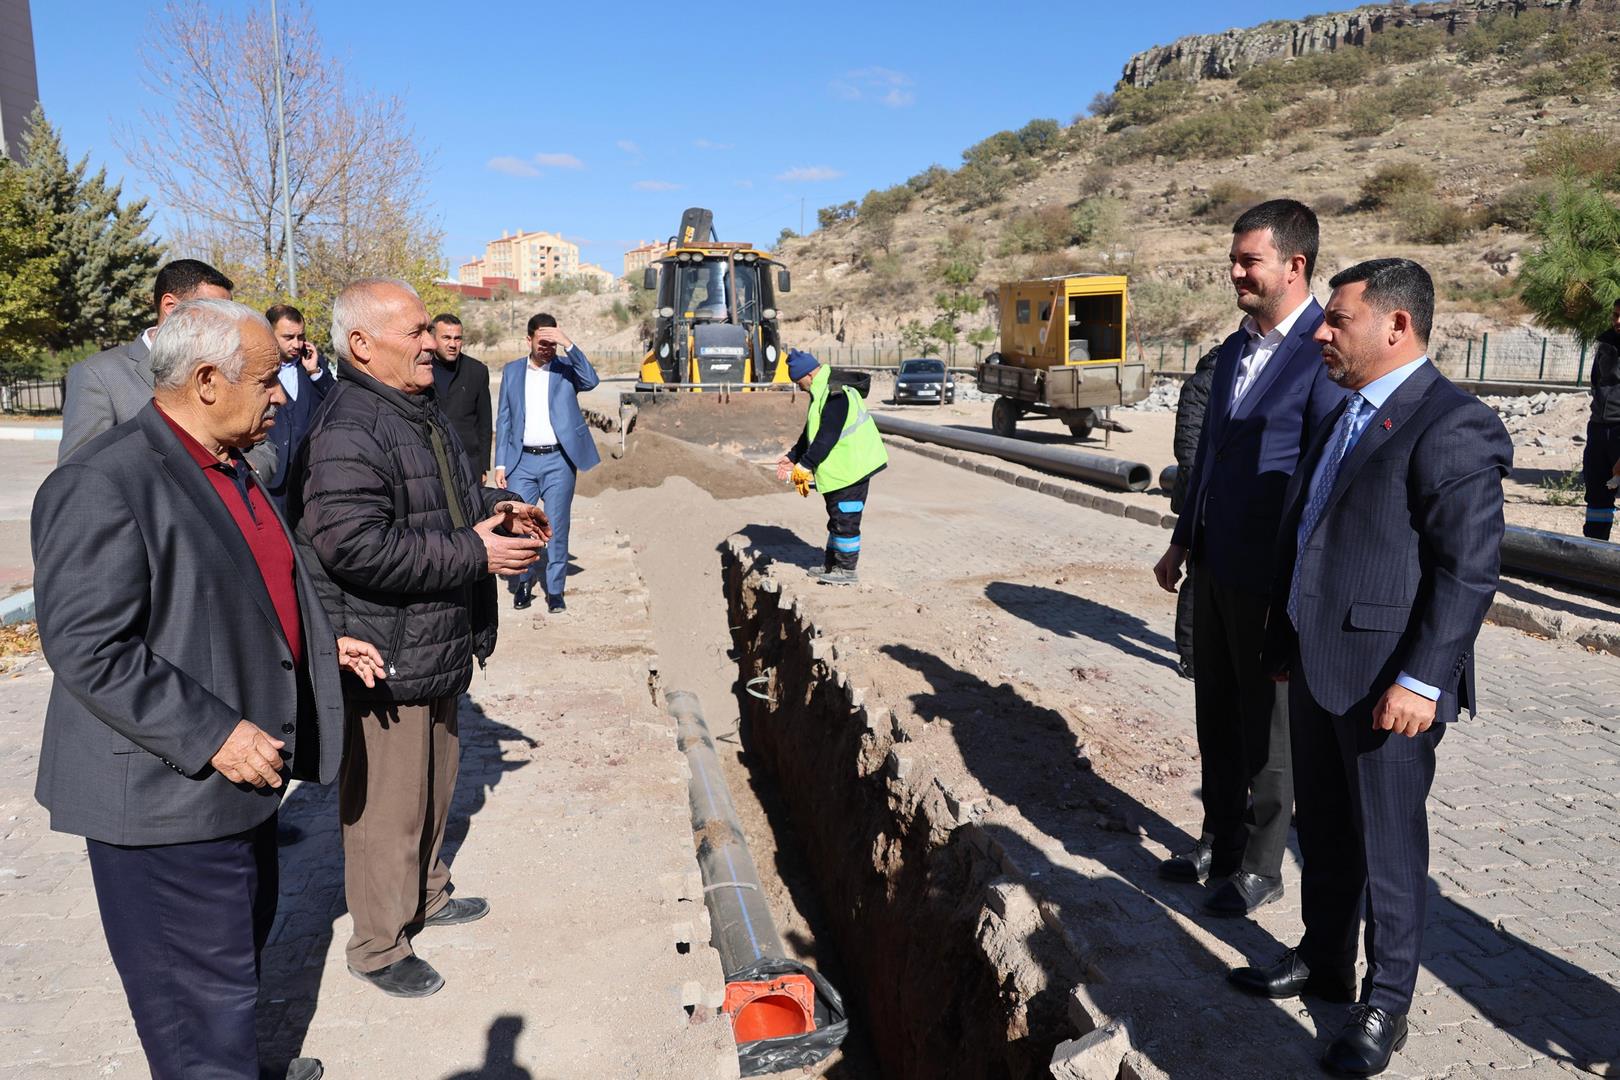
[[522, 363, 556, 447], [1230, 295, 1315, 412]]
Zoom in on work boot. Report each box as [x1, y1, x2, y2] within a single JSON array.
[[815, 567, 859, 586], [546, 594, 567, 614], [513, 583, 533, 610]]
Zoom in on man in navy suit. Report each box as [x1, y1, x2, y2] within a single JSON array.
[[1231, 259, 1512, 1077], [494, 313, 601, 613], [262, 304, 332, 513], [1153, 200, 1346, 916]]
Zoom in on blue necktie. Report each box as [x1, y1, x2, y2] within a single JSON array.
[[1288, 394, 1363, 626]]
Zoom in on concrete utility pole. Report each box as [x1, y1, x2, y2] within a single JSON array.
[[0, 0, 41, 163], [268, 0, 297, 297]]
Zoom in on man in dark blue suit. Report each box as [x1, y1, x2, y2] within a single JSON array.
[[1154, 200, 1346, 916], [494, 313, 601, 613], [1231, 259, 1512, 1077], [262, 304, 332, 513]]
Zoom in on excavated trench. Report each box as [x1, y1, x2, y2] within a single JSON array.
[[587, 424, 1088, 1079], [718, 543, 1087, 1080]]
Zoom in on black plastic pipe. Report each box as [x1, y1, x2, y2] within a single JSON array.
[[669, 690, 786, 973], [872, 412, 1153, 492]]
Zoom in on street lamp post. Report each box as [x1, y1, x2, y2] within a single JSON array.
[[269, 0, 297, 298]]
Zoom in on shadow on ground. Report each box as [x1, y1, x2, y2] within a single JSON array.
[[257, 698, 535, 1072], [985, 580, 1182, 674]]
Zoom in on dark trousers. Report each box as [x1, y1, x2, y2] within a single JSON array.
[[1191, 566, 1292, 878], [86, 816, 279, 1080], [1291, 669, 1443, 1013], [823, 478, 870, 571], [1174, 566, 1196, 671], [1583, 421, 1620, 540]]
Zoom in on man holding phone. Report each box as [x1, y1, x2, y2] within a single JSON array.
[[263, 303, 333, 513]]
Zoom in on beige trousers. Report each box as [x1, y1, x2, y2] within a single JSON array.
[[339, 696, 459, 972]]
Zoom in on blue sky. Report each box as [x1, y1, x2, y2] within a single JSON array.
[[33, 1, 1334, 275]]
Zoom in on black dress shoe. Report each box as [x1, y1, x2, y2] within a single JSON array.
[[1229, 947, 1356, 1002], [513, 586, 533, 610], [285, 1059, 323, 1080], [1322, 1005, 1408, 1076], [546, 594, 567, 614], [349, 954, 444, 998], [1204, 870, 1284, 917], [1158, 842, 1239, 883], [423, 896, 490, 927]]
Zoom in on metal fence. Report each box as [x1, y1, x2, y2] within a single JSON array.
[[1, 378, 67, 414], [1139, 329, 1596, 385]]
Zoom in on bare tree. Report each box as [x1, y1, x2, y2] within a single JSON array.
[[122, 1, 452, 331]]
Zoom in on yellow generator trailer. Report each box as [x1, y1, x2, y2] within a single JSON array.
[[638, 207, 792, 389], [977, 274, 1148, 440]]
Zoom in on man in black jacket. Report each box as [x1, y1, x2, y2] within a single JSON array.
[[1169, 347, 1221, 679], [430, 314, 494, 480], [295, 278, 550, 999], [1583, 299, 1620, 540]]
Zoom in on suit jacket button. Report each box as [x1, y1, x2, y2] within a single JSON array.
[[281, 723, 295, 735], [281, 659, 293, 670]]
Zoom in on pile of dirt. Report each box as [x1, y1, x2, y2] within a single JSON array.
[[577, 429, 789, 500]]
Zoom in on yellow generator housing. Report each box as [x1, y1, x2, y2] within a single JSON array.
[[978, 274, 1147, 440]]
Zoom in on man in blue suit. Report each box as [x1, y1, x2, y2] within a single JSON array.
[[263, 304, 332, 514], [1231, 259, 1512, 1076], [494, 313, 601, 613], [1153, 200, 1347, 916]]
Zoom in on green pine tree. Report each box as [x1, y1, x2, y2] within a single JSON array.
[[18, 106, 162, 350], [1518, 175, 1620, 344], [0, 164, 62, 379]]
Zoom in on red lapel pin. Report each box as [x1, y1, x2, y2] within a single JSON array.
[[1382, 418, 1393, 430]]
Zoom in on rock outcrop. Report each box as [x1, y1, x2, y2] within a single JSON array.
[[1120, 0, 1573, 88]]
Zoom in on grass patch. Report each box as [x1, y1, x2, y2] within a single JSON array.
[[1358, 162, 1433, 209]]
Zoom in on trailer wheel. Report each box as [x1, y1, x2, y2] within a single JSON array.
[[991, 397, 1019, 438], [1065, 409, 1096, 440]]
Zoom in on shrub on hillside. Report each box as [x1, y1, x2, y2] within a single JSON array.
[[1367, 24, 1444, 64], [1275, 96, 1336, 136], [906, 165, 950, 194], [1357, 162, 1431, 209], [999, 205, 1075, 256], [1237, 48, 1373, 97], [936, 161, 1006, 209], [1516, 54, 1617, 100], [1071, 196, 1125, 247], [1455, 9, 1554, 64], [1108, 78, 1194, 129], [1391, 192, 1478, 244], [962, 130, 1022, 166], [1113, 106, 1269, 162], [1526, 130, 1620, 189], [1340, 71, 1453, 136], [1482, 181, 1555, 231], [1191, 181, 1264, 223], [1016, 119, 1063, 155]]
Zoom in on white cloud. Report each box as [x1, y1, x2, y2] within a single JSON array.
[[487, 156, 541, 178], [533, 152, 584, 169], [693, 138, 733, 151], [616, 139, 641, 155], [734, 179, 755, 189], [775, 166, 844, 183], [831, 66, 916, 108], [634, 179, 683, 191]]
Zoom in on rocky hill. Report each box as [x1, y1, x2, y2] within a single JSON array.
[[1121, 0, 1571, 88], [769, 0, 1620, 369]]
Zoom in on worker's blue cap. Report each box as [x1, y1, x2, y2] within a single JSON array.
[[786, 349, 819, 381]]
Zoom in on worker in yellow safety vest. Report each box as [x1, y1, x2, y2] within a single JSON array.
[[775, 349, 889, 585]]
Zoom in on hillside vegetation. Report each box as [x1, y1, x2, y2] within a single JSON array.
[[772, 2, 1620, 360]]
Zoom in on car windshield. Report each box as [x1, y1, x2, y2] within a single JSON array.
[[901, 360, 945, 374]]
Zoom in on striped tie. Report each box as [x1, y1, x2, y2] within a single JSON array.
[[1288, 394, 1363, 627]]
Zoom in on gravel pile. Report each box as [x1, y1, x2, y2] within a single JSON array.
[[1482, 391, 1590, 452], [1120, 377, 1183, 413]]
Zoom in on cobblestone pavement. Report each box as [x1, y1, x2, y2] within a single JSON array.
[[0, 528, 738, 1080]]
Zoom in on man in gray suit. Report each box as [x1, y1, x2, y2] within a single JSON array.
[[32, 299, 386, 1080], [58, 259, 275, 477]]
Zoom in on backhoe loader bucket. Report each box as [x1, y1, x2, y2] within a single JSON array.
[[624, 386, 804, 461]]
